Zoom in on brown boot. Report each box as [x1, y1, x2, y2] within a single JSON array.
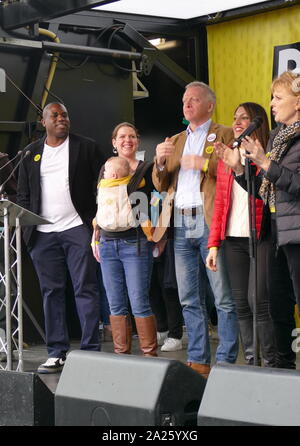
[[110, 315, 132, 354], [187, 362, 211, 379], [135, 315, 158, 357]]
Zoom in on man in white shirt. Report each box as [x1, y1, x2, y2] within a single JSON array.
[[153, 82, 239, 378], [17, 103, 104, 373]]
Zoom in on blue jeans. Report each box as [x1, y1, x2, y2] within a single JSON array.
[[174, 209, 239, 364], [100, 237, 153, 317]]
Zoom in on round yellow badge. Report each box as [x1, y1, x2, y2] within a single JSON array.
[[205, 146, 214, 154], [34, 154, 41, 162]]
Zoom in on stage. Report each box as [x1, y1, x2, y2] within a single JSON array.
[[0, 331, 209, 426], [1, 332, 300, 426], [3, 328, 215, 392]]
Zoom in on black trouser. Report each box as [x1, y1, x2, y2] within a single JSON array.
[[268, 219, 297, 369], [224, 237, 271, 322], [29, 225, 101, 358], [224, 236, 276, 366], [199, 257, 218, 326], [149, 259, 183, 340], [281, 244, 300, 310]]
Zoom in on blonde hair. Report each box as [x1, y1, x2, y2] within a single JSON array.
[[106, 156, 130, 178], [272, 71, 300, 97]]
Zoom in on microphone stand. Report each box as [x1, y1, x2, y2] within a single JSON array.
[[237, 142, 259, 366], [0, 151, 22, 172]]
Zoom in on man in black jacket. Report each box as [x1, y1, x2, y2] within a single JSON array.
[[17, 102, 105, 373]]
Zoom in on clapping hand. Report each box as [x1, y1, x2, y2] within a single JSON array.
[[242, 136, 271, 171], [214, 142, 244, 175], [156, 137, 175, 167]]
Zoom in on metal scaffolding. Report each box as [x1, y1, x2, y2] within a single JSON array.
[[0, 199, 48, 372]]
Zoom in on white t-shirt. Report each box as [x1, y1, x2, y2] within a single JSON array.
[[226, 179, 250, 237], [36, 137, 83, 232]]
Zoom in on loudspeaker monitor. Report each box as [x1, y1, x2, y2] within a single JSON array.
[[55, 350, 206, 426], [198, 363, 300, 426], [0, 370, 54, 426]]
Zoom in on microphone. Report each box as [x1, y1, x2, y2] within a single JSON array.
[[232, 116, 263, 148], [0, 150, 31, 195], [0, 150, 23, 172]]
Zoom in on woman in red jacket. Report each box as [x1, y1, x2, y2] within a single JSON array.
[[206, 102, 277, 367]]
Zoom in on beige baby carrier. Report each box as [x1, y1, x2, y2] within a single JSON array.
[[96, 161, 152, 232]]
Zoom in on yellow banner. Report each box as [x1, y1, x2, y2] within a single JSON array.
[[207, 5, 300, 126]]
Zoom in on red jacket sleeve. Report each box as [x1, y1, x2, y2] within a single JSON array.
[[208, 160, 231, 248]]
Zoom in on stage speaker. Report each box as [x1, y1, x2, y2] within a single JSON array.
[[0, 371, 54, 426], [55, 350, 206, 426], [198, 363, 300, 426]]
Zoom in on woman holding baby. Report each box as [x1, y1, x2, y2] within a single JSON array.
[[92, 122, 157, 357]]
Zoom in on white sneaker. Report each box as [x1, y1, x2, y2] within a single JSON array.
[[37, 357, 66, 374], [161, 337, 183, 352], [157, 331, 168, 346]]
